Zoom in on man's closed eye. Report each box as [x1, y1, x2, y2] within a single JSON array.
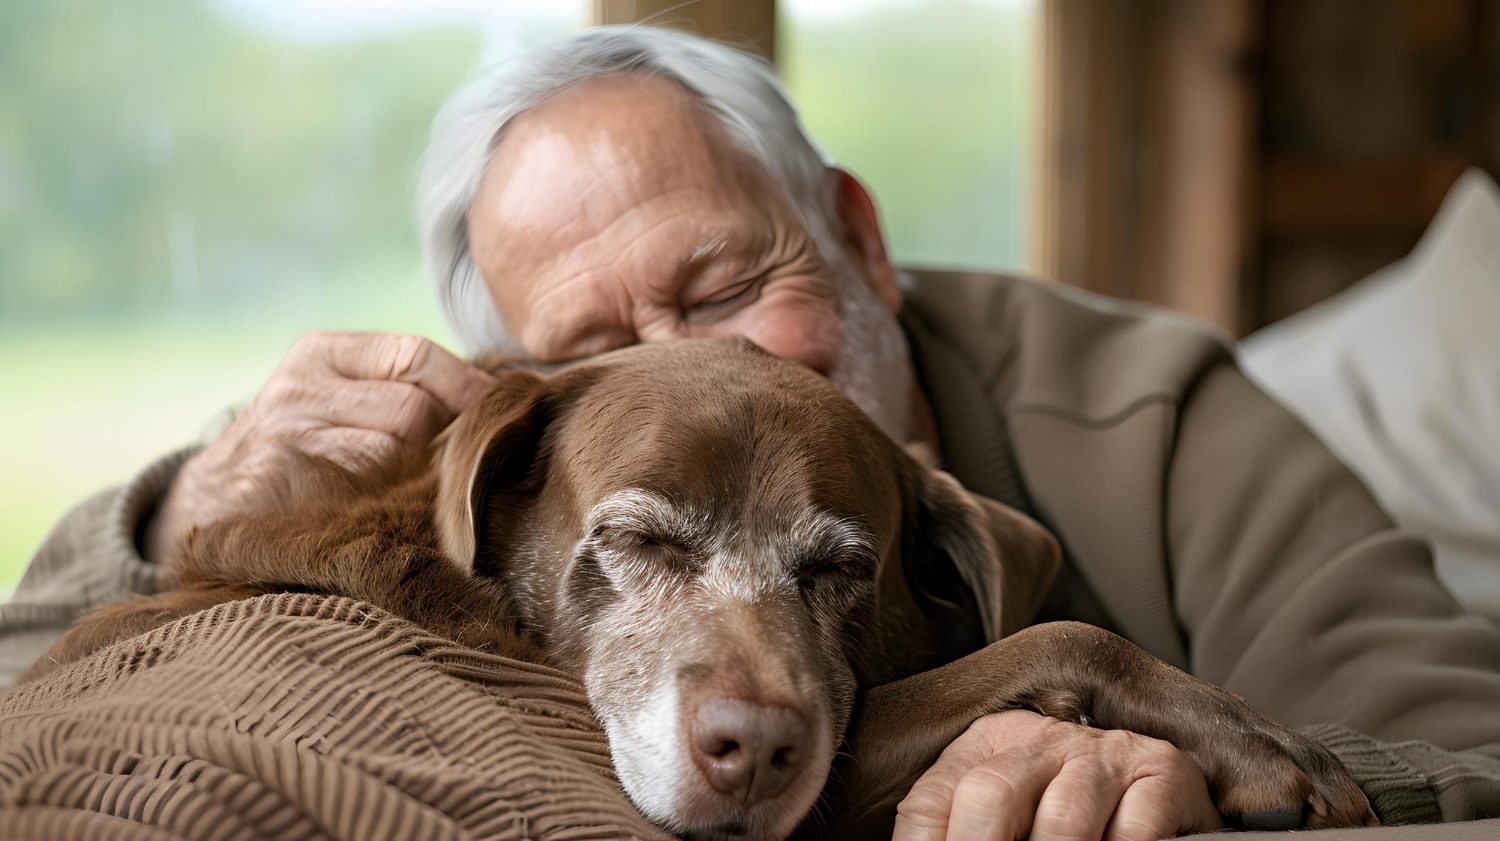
[[687, 274, 768, 319]]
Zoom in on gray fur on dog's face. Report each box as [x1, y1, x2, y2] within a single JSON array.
[[436, 337, 1038, 840], [565, 487, 865, 839]]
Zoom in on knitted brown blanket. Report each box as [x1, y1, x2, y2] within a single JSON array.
[[0, 593, 670, 840], [12, 595, 1499, 841]]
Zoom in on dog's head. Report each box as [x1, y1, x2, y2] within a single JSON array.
[[434, 336, 1059, 840]]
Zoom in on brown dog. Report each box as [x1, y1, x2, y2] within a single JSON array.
[[30, 336, 1374, 839]]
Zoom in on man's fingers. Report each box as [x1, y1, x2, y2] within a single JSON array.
[[304, 378, 452, 443], [897, 736, 1059, 841], [894, 728, 999, 841], [890, 815, 952, 841], [294, 331, 497, 415], [896, 713, 1220, 841], [299, 427, 403, 474], [146, 333, 496, 561], [1029, 757, 1124, 841], [943, 749, 1056, 841], [1104, 774, 1222, 841]]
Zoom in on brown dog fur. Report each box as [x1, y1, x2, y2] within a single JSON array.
[[28, 337, 1375, 839]]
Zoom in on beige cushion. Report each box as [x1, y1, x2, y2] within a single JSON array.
[[1240, 168, 1500, 618]]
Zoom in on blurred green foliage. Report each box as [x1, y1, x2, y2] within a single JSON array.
[[782, 0, 1034, 269], [0, 1, 481, 319], [0, 0, 1033, 594], [0, 0, 487, 593]]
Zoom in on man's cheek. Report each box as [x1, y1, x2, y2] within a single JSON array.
[[721, 296, 845, 376]]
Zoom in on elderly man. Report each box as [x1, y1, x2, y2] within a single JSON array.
[[5, 25, 1500, 841]]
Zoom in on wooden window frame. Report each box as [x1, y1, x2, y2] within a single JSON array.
[[593, 0, 776, 62], [1032, 0, 1257, 335]]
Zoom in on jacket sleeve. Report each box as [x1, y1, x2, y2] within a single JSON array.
[[0, 447, 197, 686], [1166, 360, 1500, 824]]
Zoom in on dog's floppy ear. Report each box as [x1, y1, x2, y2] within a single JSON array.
[[434, 368, 553, 571], [905, 465, 1062, 643]]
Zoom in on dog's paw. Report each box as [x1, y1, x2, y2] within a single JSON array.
[[1196, 713, 1377, 831]]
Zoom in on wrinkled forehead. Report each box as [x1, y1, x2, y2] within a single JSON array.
[[471, 74, 793, 351], [484, 74, 770, 240], [551, 342, 905, 540]]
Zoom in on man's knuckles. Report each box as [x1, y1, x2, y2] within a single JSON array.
[[1034, 807, 1104, 841], [301, 428, 402, 470], [897, 715, 1216, 841], [388, 382, 444, 440], [896, 784, 962, 827], [380, 333, 434, 382], [1034, 771, 1116, 841], [1061, 726, 1189, 775], [966, 709, 1067, 748], [950, 764, 1026, 817], [255, 376, 315, 411], [286, 330, 328, 362], [962, 714, 1194, 779], [284, 331, 439, 379]]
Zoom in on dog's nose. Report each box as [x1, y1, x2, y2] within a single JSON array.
[[690, 699, 810, 803]]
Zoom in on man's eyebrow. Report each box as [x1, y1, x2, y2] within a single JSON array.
[[688, 234, 730, 264]]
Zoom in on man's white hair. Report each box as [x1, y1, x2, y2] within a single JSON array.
[[417, 25, 837, 356]]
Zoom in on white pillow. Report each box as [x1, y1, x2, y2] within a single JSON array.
[[1239, 168, 1500, 618]]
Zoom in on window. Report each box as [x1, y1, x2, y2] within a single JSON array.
[[779, 0, 1037, 270], [0, 1, 587, 593]]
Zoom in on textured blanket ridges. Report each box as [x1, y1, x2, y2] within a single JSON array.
[[0, 593, 669, 840]]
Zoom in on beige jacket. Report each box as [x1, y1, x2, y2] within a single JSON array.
[[5, 269, 1500, 836]]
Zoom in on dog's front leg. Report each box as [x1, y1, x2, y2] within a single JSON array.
[[814, 621, 1374, 837]]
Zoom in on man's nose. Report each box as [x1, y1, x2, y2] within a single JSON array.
[[689, 698, 810, 803]]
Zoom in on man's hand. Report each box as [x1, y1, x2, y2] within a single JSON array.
[[144, 331, 497, 563], [895, 710, 1222, 841]]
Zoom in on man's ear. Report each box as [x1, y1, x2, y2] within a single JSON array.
[[434, 368, 553, 572], [904, 466, 1062, 643], [831, 167, 902, 314]]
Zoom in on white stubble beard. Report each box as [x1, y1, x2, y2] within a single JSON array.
[[825, 255, 915, 447]]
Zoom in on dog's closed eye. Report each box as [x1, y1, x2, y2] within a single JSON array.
[[584, 523, 706, 585], [599, 527, 697, 567], [788, 517, 878, 580], [794, 558, 848, 607], [794, 556, 839, 583], [794, 554, 855, 588], [792, 544, 877, 613]]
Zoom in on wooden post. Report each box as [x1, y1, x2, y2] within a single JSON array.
[[1032, 0, 1258, 335], [592, 0, 776, 63], [1134, 0, 1259, 335]]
